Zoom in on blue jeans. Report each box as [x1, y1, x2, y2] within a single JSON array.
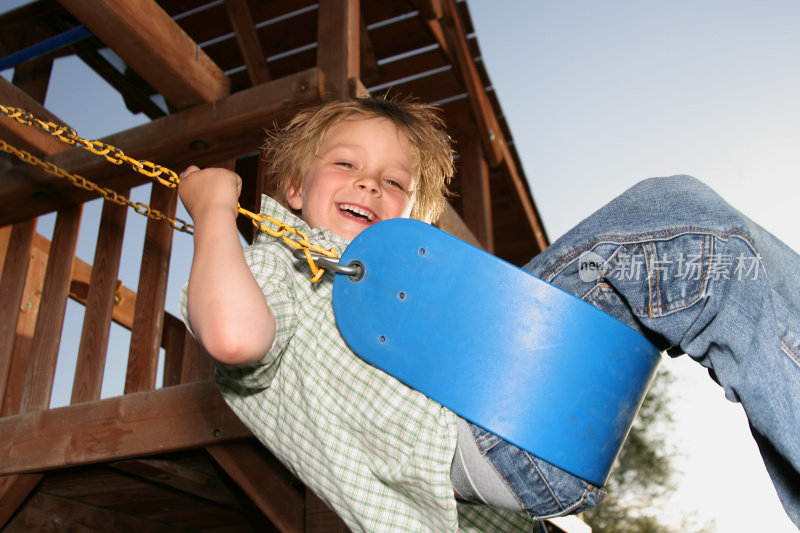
[[481, 176, 800, 524]]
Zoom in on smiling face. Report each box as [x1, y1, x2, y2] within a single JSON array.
[[286, 117, 416, 241]]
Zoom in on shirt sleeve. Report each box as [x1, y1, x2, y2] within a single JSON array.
[[180, 240, 298, 393]]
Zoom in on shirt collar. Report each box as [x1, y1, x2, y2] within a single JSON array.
[[253, 194, 350, 253]]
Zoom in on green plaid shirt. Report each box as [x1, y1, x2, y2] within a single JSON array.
[[181, 196, 535, 532]]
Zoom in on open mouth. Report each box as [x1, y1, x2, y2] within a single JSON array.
[[338, 203, 377, 222]]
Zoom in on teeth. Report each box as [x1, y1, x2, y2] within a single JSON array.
[[340, 204, 375, 221]]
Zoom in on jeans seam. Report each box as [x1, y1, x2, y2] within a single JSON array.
[[588, 282, 704, 315]]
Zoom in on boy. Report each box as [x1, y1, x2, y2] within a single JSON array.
[[179, 97, 586, 532], [181, 96, 800, 530]]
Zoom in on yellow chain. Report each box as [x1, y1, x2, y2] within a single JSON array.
[[0, 138, 194, 234], [0, 105, 338, 281], [0, 104, 180, 188]]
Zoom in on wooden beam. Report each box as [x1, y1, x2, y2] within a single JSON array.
[[0, 78, 69, 156], [0, 67, 325, 228], [317, 0, 360, 97], [20, 205, 82, 414], [225, 0, 271, 86], [0, 474, 43, 530], [0, 380, 251, 476], [207, 442, 304, 533], [11, 55, 53, 105], [439, 0, 503, 166], [57, 0, 230, 110]]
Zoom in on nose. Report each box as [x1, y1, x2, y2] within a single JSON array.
[[354, 175, 380, 195]]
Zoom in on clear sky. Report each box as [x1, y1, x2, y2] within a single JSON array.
[[468, 1, 799, 532], [3, 1, 798, 531]]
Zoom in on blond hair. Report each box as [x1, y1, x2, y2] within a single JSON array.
[[262, 96, 454, 223]]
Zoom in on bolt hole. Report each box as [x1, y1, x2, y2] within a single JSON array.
[[398, 291, 406, 300], [378, 335, 386, 344], [418, 247, 426, 256], [189, 140, 209, 151]]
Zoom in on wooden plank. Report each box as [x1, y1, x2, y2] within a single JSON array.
[[456, 127, 494, 253], [0, 474, 43, 530], [0, 67, 325, 228], [72, 193, 129, 404], [125, 185, 177, 394], [0, 380, 251, 476], [19, 205, 82, 413], [225, 0, 271, 85], [317, 0, 360, 97], [207, 441, 304, 533], [0, 220, 36, 404], [4, 491, 186, 533], [1, 229, 47, 417], [57, 0, 230, 110]]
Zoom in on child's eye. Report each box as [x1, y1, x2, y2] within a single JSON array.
[[384, 178, 404, 190], [335, 161, 356, 169]]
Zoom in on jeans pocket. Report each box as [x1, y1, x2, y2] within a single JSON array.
[[584, 232, 716, 321]]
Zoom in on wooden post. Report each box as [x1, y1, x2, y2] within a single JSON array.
[[317, 0, 360, 97], [0, 220, 37, 412], [72, 194, 129, 403], [125, 185, 178, 394], [457, 127, 494, 253], [19, 205, 83, 413]]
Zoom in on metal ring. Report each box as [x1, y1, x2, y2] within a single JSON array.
[[292, 249, 364, 279]]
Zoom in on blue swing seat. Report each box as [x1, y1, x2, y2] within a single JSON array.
[[332, 219, 660, 486]]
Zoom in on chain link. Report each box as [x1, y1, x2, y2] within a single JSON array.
[[0, 105, 338, 280]]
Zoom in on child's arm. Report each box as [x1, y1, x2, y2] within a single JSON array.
[[179, 165, 276, 365]]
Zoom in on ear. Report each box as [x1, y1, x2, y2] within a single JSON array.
[[286, 183, 303, 211]]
